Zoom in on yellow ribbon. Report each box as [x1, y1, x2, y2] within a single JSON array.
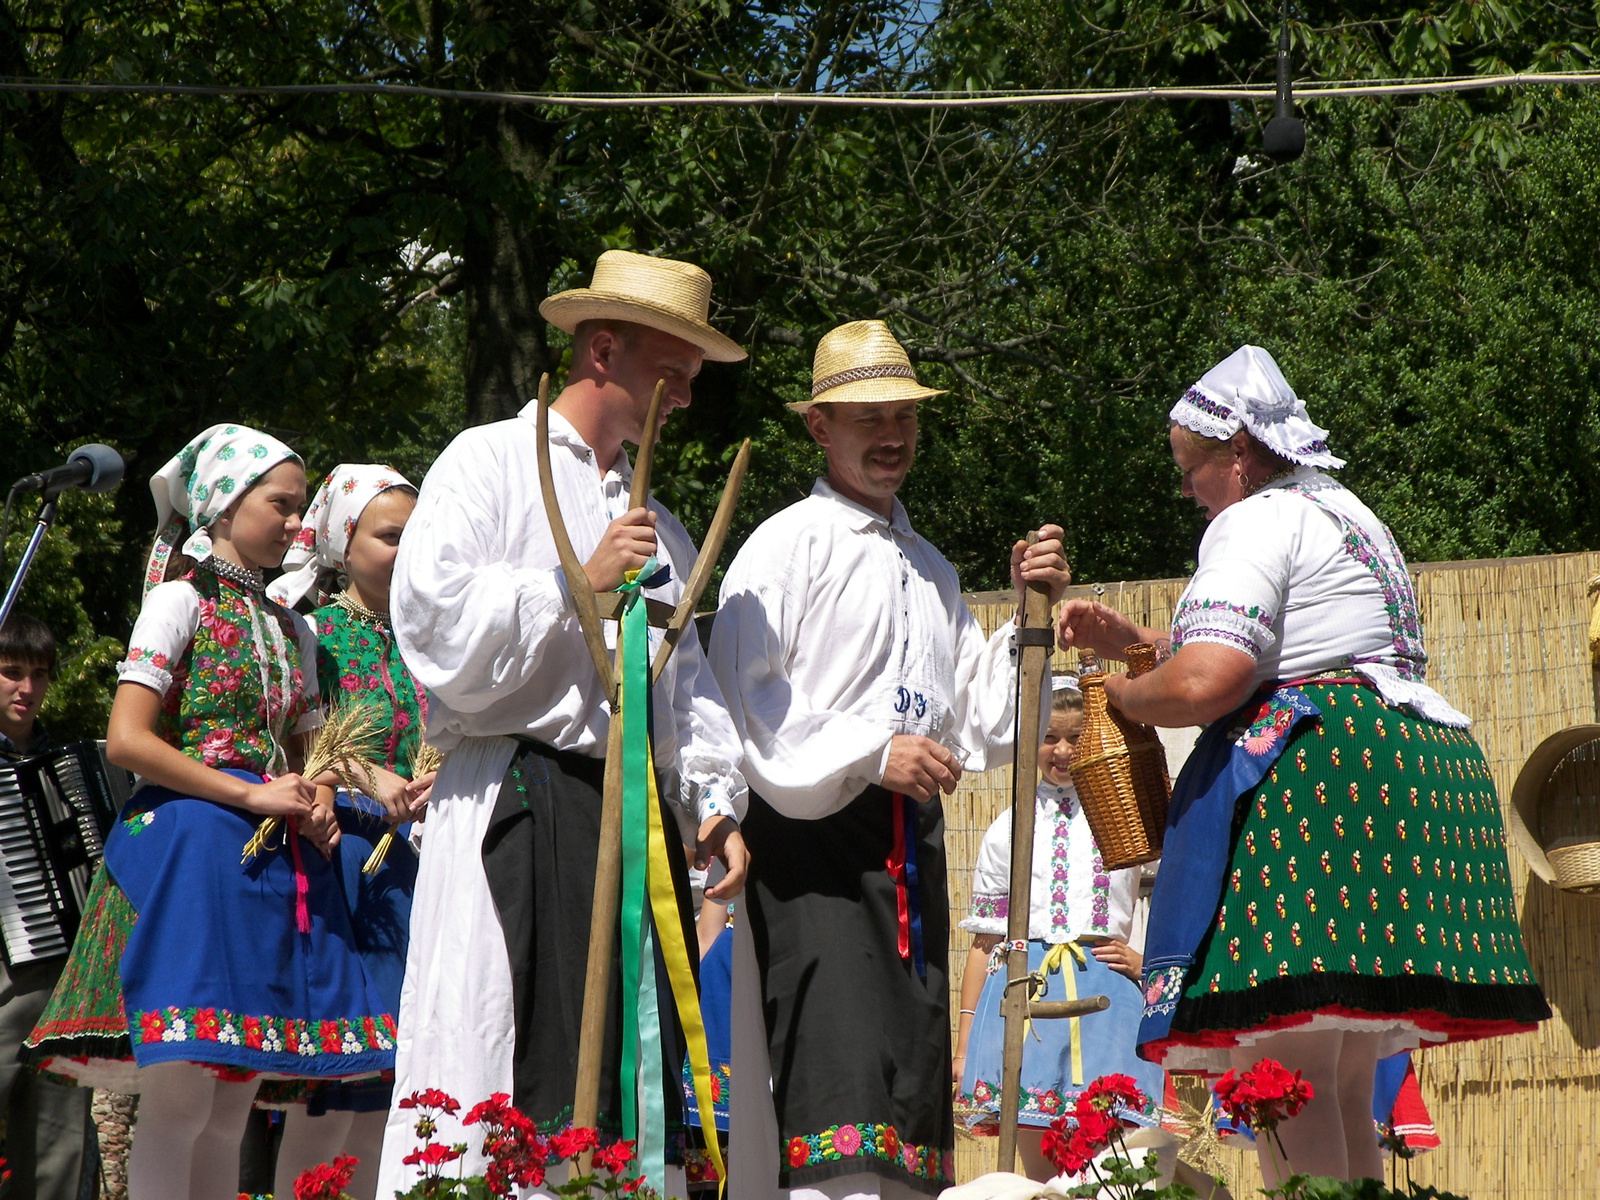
[[1027, 941, 1089, 1085], [642, 739, 727, 1193]]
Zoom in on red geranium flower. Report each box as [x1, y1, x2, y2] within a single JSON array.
[[549, 1125, 599, 1160], [400, 1088, 462, 1115], [402, 1142, 464, 1168], [1080, 1073, 1147, 1116], [293, 1154, 358, 1200], [464, 1093, 518, 1128], [593, 1140, 637, 1175], [1213, 1057, 1314, 1134]]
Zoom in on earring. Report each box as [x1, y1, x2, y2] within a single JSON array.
[[1239, 471, 1251, 494]]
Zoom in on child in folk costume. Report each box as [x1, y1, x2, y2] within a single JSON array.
[[22, 426, 413, 1200], [265, 464, 433, 1200], [955, 675, 1170, 1183]]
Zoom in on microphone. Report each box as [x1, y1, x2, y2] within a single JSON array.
[[11, 444, 126, 499], [1263, 0, 1305, 163]]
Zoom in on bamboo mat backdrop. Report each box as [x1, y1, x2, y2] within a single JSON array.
[[946, 551, 1600, 1199]]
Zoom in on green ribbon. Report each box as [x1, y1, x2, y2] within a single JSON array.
[[614, 557, 725, 1193], [616, 559, 667, 1192]]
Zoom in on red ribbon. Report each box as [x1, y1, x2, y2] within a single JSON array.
[[886, 792, 910, 961], [287, 824, 311, 934]]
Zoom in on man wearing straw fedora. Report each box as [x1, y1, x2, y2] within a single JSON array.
[[379, 250, 751, 1195], [709, 320, 1072, 1200]]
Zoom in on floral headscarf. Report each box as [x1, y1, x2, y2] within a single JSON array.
[[143, 423, 301, 595], [267, 463, 414, 608], [1168, 345, 1346, 470]]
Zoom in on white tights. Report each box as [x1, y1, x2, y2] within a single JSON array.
[[127, 1061, 259, 1200], [1230, 1029, 1383, 1184], [273, 1108, 386, 1200]]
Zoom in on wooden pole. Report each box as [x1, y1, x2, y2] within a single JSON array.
[[571, 381, 664, 1143], [996, 536, 1055, 1172]]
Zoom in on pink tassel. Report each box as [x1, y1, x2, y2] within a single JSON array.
[[287, 824, 312, 934]]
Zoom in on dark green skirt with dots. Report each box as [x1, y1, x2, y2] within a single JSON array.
[[1147, 680, 1549, 1072]]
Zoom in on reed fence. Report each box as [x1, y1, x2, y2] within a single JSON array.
[[947, 550, 1600, 1200]]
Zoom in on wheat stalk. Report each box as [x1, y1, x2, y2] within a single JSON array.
[[241, 701, 384, 863], [361, 739, 442, 876]]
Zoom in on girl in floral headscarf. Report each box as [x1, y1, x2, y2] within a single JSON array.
[[23, 426, 416, 1200], [266, 464, 430, 1200]]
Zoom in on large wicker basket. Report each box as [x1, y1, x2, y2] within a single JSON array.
[[1069, 644, 1171, 870], [1507, 723, 1600, 897]]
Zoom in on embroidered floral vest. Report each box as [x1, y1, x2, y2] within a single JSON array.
[[157, 570, 309, 775], [311, 603, 424, 777]]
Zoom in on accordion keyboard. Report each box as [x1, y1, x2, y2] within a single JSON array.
[[0, 743, 119, 967]]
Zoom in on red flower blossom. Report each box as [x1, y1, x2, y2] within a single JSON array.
[[593, 1140, 637, 1175], [400, 1088, 462, 1115], [786, 1137, 810, 1168], [549, 1125, 599, 1160], [242, 1015, 263, 1050], [293, 1154, 358, 1200], [193, 1008, 220, 1041], [1080, 1074, 1147, 1117], [319, 1020, 341, 1053], [138, 1012, 165, 1043], [1213, 1058, 1315, 1134], [621, 1176, 645, 1194], [402, 1142, 463, 1169], [464, 1093, 519, 1128]]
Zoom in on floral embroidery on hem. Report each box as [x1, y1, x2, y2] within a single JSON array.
[[131, 1005, 396, 1058], [783, 1122, 951, 1183]]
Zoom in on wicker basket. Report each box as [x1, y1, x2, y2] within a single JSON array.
[[1507, 723, 1600, 896], [1545, 837, 1600, 894], [1069, 644, 1171, 870]]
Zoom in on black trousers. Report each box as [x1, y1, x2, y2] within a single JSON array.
[[480, 739, 697, 1135], [742, 786, 953, 1194]]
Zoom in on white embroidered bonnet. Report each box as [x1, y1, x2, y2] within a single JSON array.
[[1168, 345, 1345, 470]]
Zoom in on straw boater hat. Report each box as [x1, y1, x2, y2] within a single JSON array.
[[539, 249, 747, 363], [788, 320, 947, 413]]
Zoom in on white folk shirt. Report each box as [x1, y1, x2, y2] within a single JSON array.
[[709, 478, 1027, 818], [390, 404, 745, 834], [961, 780, 1139, 944], [1171, 467, 1468, 727]]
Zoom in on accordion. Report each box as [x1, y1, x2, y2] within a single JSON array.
[[0, 742, 125, 966]]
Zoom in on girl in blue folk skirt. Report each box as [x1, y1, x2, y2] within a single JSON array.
[[267, 463, 430, 1200], [23, 426, 414, 1200], [955, 676, 1169, 1182]]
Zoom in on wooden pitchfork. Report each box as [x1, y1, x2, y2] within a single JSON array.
[[532, 373, 751, 1155], [996, 542, 1111, 1171]]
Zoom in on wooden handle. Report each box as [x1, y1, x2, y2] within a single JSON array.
[[630, 380, 665, 511], [650, 439, 752, 685], [997, 526, 1056, 1172], [1030, 995, 1111, 1020], [572, 706, 627, 1148], [536, 375, 614, 700]]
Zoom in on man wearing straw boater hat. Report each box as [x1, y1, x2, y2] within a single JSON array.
[[379, 250, 751, 1194], [709, 320, 1072, 1200]]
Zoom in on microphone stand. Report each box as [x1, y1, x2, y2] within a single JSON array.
[[0, 494, 62, 632]]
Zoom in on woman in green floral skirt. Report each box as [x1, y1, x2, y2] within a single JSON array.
[[267, 463, 431, 1200], [1056, 346, 1550, 1185]]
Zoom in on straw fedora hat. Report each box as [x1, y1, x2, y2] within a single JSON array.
[[788, 320, 947, 413], [539, 250, 747, 363]]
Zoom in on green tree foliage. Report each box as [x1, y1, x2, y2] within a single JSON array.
[[4, 0, 1600, 745]]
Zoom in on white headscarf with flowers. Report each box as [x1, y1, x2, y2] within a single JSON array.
[[143, 423, 302, 596], [1168, 344, 1346, 470], [267, 463, 415, 609]]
